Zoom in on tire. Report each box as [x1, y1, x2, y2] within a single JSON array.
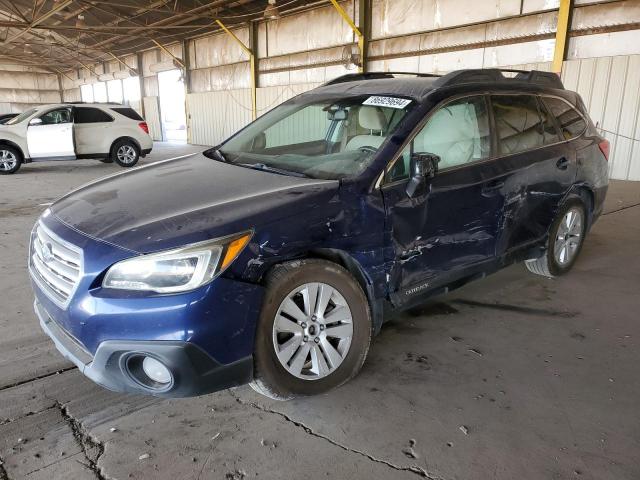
[[111, 139, 140, 168], [0, 145, 22, 175], [525, 197, 587, 278], [99, 158, 114, 163], [250, 259, 372, 400]]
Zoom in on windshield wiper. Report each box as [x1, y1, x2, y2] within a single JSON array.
[[239, 162, 309, 178]]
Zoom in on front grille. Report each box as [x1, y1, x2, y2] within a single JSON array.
[[30, 222, 82, 307]]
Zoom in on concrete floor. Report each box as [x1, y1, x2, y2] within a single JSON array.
[[1, 142, 639, 480]]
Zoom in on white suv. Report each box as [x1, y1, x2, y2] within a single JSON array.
[[0, 103, 153, 175]]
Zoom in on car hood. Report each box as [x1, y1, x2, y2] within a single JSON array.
[[51, 154, 339, 253]]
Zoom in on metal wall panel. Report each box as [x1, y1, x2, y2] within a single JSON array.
[[257, 83, 321, 116], [561, 55, 640, 180], [142, 96, 163, 141], [63, 88, 81, 102], [370, 0, 522, 39], [191, 28, 249, 69], [185, 84, 321, 147], [259, 2, 355, 57], [186, 89, 253, 146]]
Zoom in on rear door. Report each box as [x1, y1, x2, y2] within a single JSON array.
[[73, 107, 115, 156], [489, 94, 577, 258], [26, 107, 75, 159]]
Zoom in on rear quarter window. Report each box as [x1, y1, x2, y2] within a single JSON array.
[[111, 107, 144, 121], [542, 97, 587, 140]]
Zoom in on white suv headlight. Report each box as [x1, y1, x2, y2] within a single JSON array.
[[103, 232, 252, 293]]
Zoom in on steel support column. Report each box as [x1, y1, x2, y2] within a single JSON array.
[[330, 0, 365, 72], [552, 0, 573, 73], [216, 19, 257, 120], [358, 0, 371, 72]]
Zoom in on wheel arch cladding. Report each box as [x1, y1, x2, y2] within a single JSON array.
[[568, 184, 595, 228], [268, 249, 384, 335], [111, 136, 141, 153], [0, 139, 24, 159]]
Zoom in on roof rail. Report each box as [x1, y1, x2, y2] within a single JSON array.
[[433, 68, 563, 89], [324, 71, 441, 86]]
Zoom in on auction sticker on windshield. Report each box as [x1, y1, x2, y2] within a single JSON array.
[[363, 96, 412, 109]]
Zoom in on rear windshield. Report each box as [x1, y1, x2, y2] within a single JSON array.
[[111, 107, 143, 121]]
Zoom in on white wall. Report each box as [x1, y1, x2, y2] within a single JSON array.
[[0, 64, 61, 113]]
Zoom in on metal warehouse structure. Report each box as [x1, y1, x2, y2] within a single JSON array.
[[1, 0, 639, 179]]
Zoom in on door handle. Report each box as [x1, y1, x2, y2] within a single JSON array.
[[556, 157, 569, 170], [481, 180, 504, 196]]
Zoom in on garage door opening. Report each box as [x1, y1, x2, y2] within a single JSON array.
[[158, 69, 187, 142]]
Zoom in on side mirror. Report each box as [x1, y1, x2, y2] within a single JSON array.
[[406, 152, 439, 198], [29, 118, 42, 126], [251, 132, 266, 151]]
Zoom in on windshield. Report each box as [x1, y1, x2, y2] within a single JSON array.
[[5, 108, 38, 125], [210, 94, 414, 180]]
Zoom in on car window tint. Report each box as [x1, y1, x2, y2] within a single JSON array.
[[542, 97, 587, 140], [38, 108, 71, 125], [387, 95, 490, 182], [74, 107, 113, 124], [492, 95, 548, 155], [111, 107, 143, 121]]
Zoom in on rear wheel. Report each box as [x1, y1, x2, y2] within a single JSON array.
[[525, 198, 587, 278], [111, 139, 139, 167], [250, 259, 372, 400], [0, 146, 22, 174]]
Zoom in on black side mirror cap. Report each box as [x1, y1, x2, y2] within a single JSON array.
[[406, 152, 439, 197]]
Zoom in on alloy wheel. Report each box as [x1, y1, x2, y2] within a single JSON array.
[[272, 282, 353, 380], [554, 207, 583, 265], [0, 149, 17, 171], [117, 145, 137, 164]]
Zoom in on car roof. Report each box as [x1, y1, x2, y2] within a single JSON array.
[[35, 103, 125, 110], [307, 69, 568, 103]]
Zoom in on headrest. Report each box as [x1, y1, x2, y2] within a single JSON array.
[[358, 106, 386, 131]]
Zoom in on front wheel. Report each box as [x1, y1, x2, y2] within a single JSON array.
[[0, 146, 22, 174], [111, 140, 140, 168], [525, 198, 587, 278], [250, 259, 372, 400]]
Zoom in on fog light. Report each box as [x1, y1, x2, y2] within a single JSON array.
[[142, 356, 172, 385]]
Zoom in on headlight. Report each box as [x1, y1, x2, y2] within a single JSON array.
[[103, 231, 252, 293]]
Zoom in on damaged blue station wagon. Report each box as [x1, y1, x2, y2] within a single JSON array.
[[31, 69, 609, 400]]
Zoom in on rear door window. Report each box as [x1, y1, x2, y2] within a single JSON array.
[[74, 107, 113, 124], [491, 95, 552, 155], [111, 107, 143, 121], [542, 97, 587, 140]]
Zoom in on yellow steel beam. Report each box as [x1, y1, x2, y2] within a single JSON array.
[[330, 0, 364, 73], [53, 68, 74, 82], [78, 61, 100, 77], [151, 39, 186, 69], [108, 52, 139, 76], [552, 0, 572, 73], [215, 19, 256, 120]]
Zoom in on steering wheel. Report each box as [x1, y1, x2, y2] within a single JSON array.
[[358, 146, 378, 154]]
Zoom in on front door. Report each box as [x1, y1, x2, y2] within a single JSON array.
[[26, 107, 75, 159], [380, 95, 507, 306]]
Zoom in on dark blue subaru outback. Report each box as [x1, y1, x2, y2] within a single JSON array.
[[30, 69, 609, 400]]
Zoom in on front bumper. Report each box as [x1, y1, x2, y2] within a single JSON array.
[[36, 299, 253, 397]]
